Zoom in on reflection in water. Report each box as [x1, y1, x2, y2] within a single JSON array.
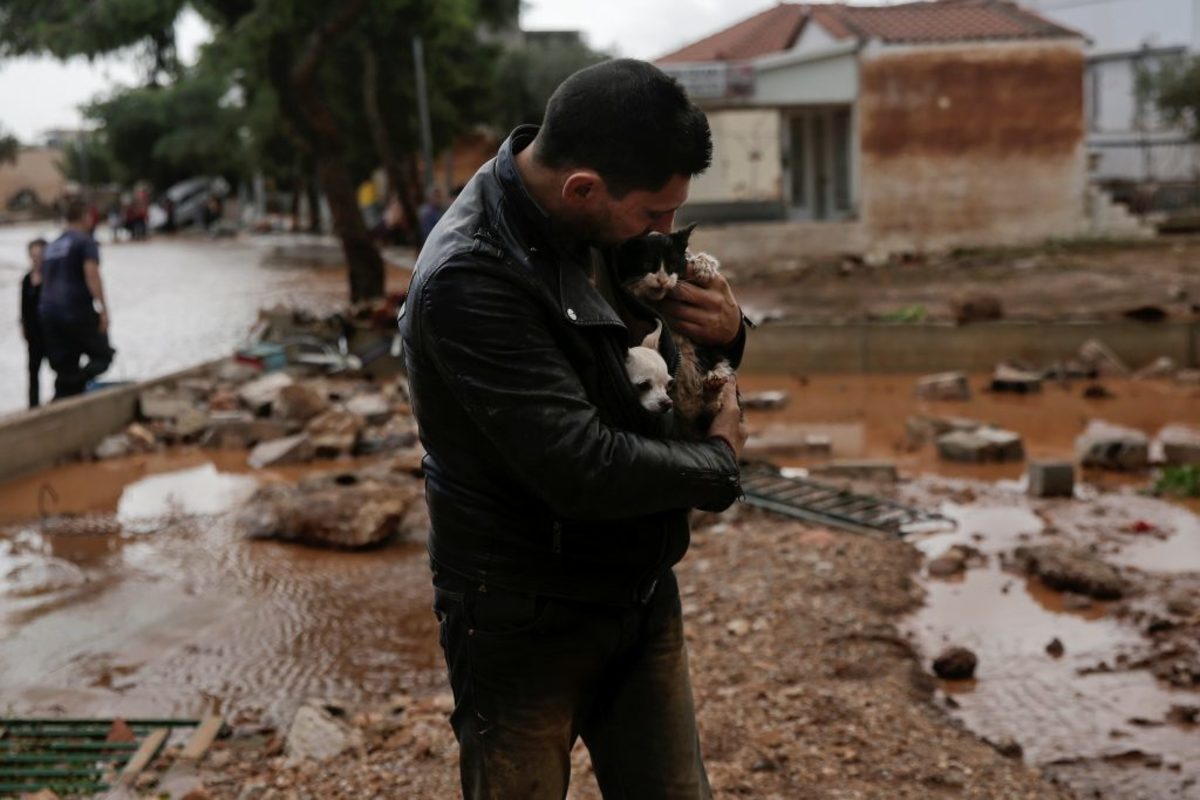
[[117, 464, 259, 529]]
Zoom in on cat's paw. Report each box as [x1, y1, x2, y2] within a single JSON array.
[[686, 251, 721, 286], [702, 361, 734, 394]]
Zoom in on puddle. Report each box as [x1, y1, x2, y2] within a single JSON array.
[[0, 452, 439, 725], [902, 481, 1200, 798]]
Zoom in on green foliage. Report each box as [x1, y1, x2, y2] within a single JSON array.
[[0, 128, 17, 165], [1135, 53, 1200, 140], [489, 32, 610, 130], [881, 304, 927, 323], [55, 136, 117, 184], [1154, 465, 1200, 498]]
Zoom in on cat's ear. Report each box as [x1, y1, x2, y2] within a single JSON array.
[[670, 222, 697, 247], [641, 319, 662, 350]]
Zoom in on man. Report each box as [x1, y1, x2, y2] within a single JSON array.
[[400, 59, 748, 799], [20, 238, 47, 407], [40, 199, 115, 400]]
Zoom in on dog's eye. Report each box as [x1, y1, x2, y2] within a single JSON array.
[[636, 380, 651, 392]]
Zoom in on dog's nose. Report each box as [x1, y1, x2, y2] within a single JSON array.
[[658, 397, 673, 412]]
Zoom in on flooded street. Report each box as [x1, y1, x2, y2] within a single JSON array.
[[0, 450, 442, 727], [0, 224, 408, 416]]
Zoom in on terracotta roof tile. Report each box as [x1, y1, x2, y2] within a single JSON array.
[[655, 2, 1081, 64], [656, 4, 808, 64]]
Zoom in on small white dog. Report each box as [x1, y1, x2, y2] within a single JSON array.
[[625, 320, 673, 414]]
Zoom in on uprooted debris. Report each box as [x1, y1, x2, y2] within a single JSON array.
[[1013, 544, 1125, 600], [936, 426, 1025, 463], [915, 371, 971, 401], [1076, 420, 1150, 471]]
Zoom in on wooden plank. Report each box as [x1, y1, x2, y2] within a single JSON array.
[[117, 728, 168, 785], [180, 715, 222, 761]]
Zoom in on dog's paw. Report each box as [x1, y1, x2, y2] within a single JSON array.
[[686, 251, 721, 286], [702, 362, 735, 394]]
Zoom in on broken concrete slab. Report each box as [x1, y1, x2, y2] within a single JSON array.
[[1027, 461, 1075, 498], [905, 415, 982, 448], [94, 432, 133, 460], [139, 387, 198, 420], [202, 412, 290, 450], [936, 427, 1024, 463], [306, 408, 364, 457], [1134, 356, 1176, 380], [916, 372, 971, 401], [247, 434, 314, 469], [990, 364, 1042, 394], [284, 699, 364, 765], [808, 460, 898, 482], [273, 383, 329, 423], [1159, 424, 1200, 466], [1014, 544, 1124, 599], [744, 426, 833, 459], [345, 392, 393, 425], [238, 372, 294, 414], [1076, 420, 1149, 471], [741, 390, 790, 410], [1078, 339, 1131, 377]]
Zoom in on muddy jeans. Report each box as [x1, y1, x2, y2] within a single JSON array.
[[432, 563, 711, 800]]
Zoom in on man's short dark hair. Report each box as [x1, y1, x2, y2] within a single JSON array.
[[28, 238, 46, 253], [64, 198, 87, 223], [535, 59, 712, 196]]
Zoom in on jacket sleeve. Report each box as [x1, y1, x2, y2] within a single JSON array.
[[415, 260, 741, 521]]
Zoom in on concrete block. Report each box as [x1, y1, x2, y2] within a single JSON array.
[[916, 371, 971, 401], [1027, 461, 1074, 498], [1159, 424, 1200, 466], [239, 372, 294, 413], [248, 434, 314, 469], [139, 387, 197, 420], [1076, 420, 1149, 471], [937, 427, 1024, 463], [990, 363, 1042, 394]]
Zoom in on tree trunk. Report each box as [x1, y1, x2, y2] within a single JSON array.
[[269, 2, 385, 303]]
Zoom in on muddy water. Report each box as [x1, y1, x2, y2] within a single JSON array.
[[0, 224, 410, 416], [0, 450, 441, 725]]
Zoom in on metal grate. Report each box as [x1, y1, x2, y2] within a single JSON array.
[[740, 462, 953, 537], [0, 718, 199, 797]]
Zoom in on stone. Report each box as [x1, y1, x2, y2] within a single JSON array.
[[726, 618, 751, 636], [1159, 424, 1200, 466], [936, 427, 1024, 463], [237, 470, 424, 548], [1062, 593, 1094, 612], [345, 392, 393, 425], [1166, 592, 1197, 617], [214, 359, 262, 384], [94, 432, 133, 460], [1014, 544, 1125, 599], [1135, 356, 1176, 379], [203, 412, 290, 450], [744, 426, 833, 459], [273, 383, 328, 423], [950, 293, 1003, 325], [905, 415, 982, 448], [247, 434, 314, 469], [927, 554, 965, 578], [1027, 461, 1074, 498], [139, 386, 198, 420], [1046, 637, 1065, 658], [916, 372, 971, 401], [740, 390, 789, 410], [284, 700, 363, 764], [174, 406, 211, 439], [808, 460, 897, 482], [239, 372, 295, 414], [306, 408, 364, 457], [992, 737, 1023, 759], [933, 647, 977, 680], [990, 363, 1042, 394], [1076, 420, 1149, 471]]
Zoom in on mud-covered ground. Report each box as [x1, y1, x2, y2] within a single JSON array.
[[731, 236, 1200, 325]]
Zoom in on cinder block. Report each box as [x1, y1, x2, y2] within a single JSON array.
[[1028, 461, 1075, 498]]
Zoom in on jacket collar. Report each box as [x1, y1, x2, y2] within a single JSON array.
[[495, 126, 623, 330]]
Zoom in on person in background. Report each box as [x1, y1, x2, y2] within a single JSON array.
[[40, 199, 116, 400], [20, 238, 47, 408], [417, 186, 445, 245]]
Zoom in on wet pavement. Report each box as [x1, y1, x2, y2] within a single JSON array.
[[0, 224, 409, 416]]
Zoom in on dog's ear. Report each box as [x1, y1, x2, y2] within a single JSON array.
[[670, 223, 697, 248], [641, 319, 662, 350]]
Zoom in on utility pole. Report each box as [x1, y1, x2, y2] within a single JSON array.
[[412, 36, 435, 194]]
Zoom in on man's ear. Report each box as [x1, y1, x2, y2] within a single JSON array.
[[641, 319, 663, 350], [562, 170, 603, 208]]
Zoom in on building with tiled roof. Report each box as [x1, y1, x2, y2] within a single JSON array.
[[655, 2, 1126, 253]]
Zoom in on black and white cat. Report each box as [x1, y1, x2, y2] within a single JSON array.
[[616, 224, 733, 439]]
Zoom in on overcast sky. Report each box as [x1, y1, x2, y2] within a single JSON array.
[[0, 1, 899, 144]]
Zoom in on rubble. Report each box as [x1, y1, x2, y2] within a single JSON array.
[[1014, 545, 1125, 600], [345, 392, 393, 425], [989, 363, 1042, 394], [238, 372, 294, 414], [740, 390, 789, 410], [1076, 420, 1149, 471], [933, 647, 978, 680], [1158, 424, 1200, 466], [273, 383, 329, 422], [306, 407, 364, 457], [1134, 356, 1176, 380], [202, 412, 290, 450], [744, 426, 833, 459], [936, 427, 1024, 463], [247, 434, 314, 469], [1078, 339, 1131, 377], [139, 386, 200, 420], [284, 700, 364, 765], [915, 372, 971, 401], [905, 414, 982, 448], [1027, 461, 1074, 498]]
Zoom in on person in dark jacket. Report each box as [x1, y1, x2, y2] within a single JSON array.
[[400, 59, 748, 799], [40, 199, 115, 400], [20, 238, 47, 407]]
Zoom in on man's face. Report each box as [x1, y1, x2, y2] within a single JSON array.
[[28, 244, 44, 269], [567, 173, 690, 246]]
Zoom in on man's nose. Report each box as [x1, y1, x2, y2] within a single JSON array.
[[648, 213, 675, 235]]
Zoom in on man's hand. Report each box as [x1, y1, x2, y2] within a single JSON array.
[[98, 311, 109, 334], [659, 269, 741, 347], [708, 380, 746, 461]]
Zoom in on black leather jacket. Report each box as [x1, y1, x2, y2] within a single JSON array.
[[400, 126, 743, 605]]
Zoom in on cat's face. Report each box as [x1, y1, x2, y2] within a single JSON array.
[[616, 224, 696, 302]]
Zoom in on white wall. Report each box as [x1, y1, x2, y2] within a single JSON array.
[[754, 50, 858, 105], [688, 109, 783, 203], [1026, 0, 1199, 56]]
